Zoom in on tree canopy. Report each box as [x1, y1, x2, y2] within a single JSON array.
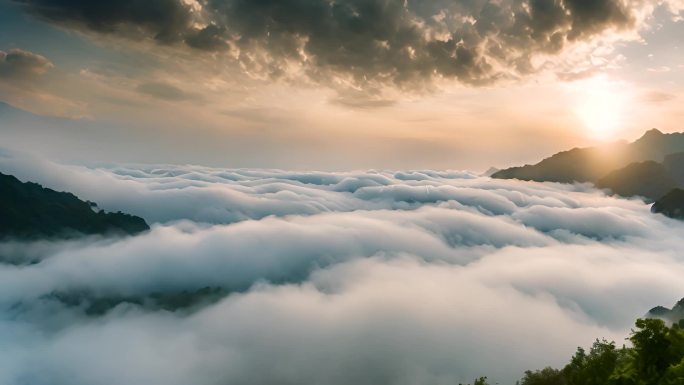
[[462, 318, 684, 385]]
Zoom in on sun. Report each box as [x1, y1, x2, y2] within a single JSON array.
[[574, 76, 626, 141]]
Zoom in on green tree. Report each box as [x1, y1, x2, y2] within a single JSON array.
[[518, 367, 565, 385], [593, 319, 684, 385], [513, 317, 684, 385], [459, 376, 491, 385], [562, 339, 624, 385], [660, 357, 684, 385], [629, 319, 679, 385]]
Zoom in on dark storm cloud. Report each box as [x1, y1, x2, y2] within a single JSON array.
[[185, 24, 229, 50], [11, 0, 659, 87], [13, 0, 195, 43], [563, 0, 633, 40], [0, 48, 53, 82]]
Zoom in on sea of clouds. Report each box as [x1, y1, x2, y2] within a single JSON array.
[[1, 149, 684, 385]]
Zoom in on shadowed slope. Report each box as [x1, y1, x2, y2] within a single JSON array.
[[597, 161, 678, 201], [492, 129, 684, 183], [652, 188, 684, 220], [0, 172, 149, 239]]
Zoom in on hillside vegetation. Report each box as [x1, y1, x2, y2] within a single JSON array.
[[0, 172, 149, 239], [462, 302, 684, 385]]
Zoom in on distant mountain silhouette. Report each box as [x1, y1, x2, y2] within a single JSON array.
[[492, 129, 684, 216], [663, 152, 684, 184], [0, 172, 149, 239], [492, 129, 684, 184], [651, 188, 684, 219], [596, 161, 678, 201], [647, 297, 684, 328], [482, 167, 500, 177]]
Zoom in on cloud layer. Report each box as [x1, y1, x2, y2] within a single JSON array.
[[1, 149, 684, 385], [11, 0, 684, 87]]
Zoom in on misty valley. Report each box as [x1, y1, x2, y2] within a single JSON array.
[[2, 132, 684, 384]]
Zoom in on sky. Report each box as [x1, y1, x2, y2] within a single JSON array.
[[0, 0, 683, 170]]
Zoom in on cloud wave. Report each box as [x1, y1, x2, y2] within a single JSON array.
[[1, 149, 684, 384]]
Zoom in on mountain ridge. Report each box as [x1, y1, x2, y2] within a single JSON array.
[[0, 172, 149, 240], [491, 128, 684, 218], [596, 160, 679, 201], [651, 188, 684, 219], [647, 297, 684, 327], [491, 129, 684, 184]]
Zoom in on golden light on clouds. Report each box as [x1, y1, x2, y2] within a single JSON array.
[[0, 0, 682, 169]]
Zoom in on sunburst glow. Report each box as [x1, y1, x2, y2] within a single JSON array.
[[574, 76, 627, 141]]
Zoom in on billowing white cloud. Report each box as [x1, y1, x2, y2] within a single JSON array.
[[0, 148, 643, 224], [1, 149, 684, 385]]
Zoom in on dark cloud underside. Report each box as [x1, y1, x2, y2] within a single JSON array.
[[12, 0, 648, 87], [13, 0, 194, 43]]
